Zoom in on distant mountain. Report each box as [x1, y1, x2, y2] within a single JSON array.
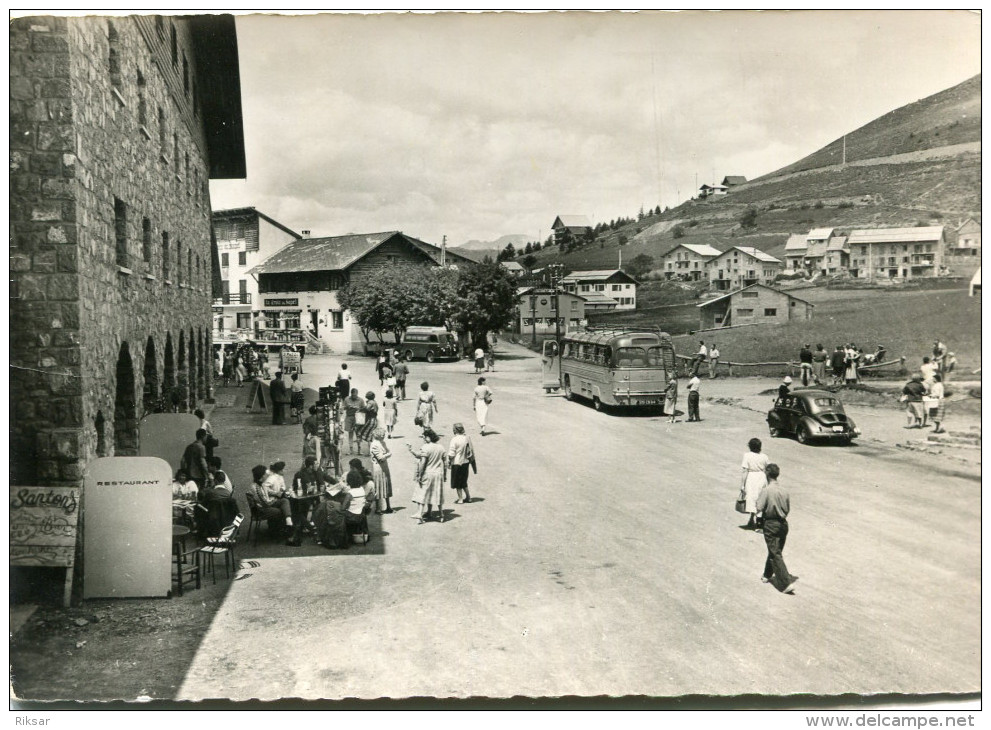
[[450, 234, 532, 263]]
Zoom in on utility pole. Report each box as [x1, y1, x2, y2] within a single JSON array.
[[441, 235, 447, 266], [531, 292, 537, 347], [549, 263, 563, 351]]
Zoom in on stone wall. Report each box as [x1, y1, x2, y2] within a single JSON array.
[[10, 15, 219, 487]]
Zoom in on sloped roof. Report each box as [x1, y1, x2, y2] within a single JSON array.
[[699, 184, 729, 191], [553, 215, 593, 229], [579, 293, 620, 306], [246, 231, 473, 275], [696, 283, 814, 309], [715, 246, 782, 264], [826, 235, 849, 252], [784, 234, 808, 252], [212, 206, 301, 239], [721, 176, 747, 186], [560, 269, 637, 284], [501, 261, 525, 271], [806, 227, 835, 240], [847, 226, 945, 245], [677, 243, 722, 257]]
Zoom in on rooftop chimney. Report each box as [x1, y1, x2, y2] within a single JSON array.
[[301, 230, 311, 238]]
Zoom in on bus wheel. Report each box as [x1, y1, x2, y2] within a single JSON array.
[[404, 349, 414, 362], [593, 397, 604, 412], [426, 350, 436, 363], [564, 378, 574, 400]]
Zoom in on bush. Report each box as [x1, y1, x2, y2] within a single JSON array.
[[814, 200, 824, 209], [672, 225, 685, 239], [687, 219, 699, 227], [930, 211, 943, 219], [739, 206, 759, 228], [618, 234, 628, 245], [837, 202, 854, 209]]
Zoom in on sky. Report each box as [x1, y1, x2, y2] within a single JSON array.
[[207, 10, 982, 247]]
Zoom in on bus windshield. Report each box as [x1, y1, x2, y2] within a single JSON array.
[[614, 347, 647, 367]]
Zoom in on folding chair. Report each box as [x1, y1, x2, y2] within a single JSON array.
[[198, 514, 243, 583]]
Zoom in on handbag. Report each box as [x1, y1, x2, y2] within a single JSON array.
[[734, 489, 748, 514], [387, 376, 397, 387], [414, 415, 423, 426], [355, 410, 366, 426], [484, 395, 492, 404]]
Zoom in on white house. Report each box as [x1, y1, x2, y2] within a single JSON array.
[[560, 269, 638, 309], [658, 242, 722, 281], [846, 226, 945, 280], [707, 247, 783, 291]]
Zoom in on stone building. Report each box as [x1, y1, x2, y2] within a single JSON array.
[[847, 226, 945, 280], [658, 242, 721, 281], [559, 269, 638, 309], [696, 284, 814, 330], [707, 246, 783, 291], [514, 287, 587, 337], [9, 14, 245, 488]]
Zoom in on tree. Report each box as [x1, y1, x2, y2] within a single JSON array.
[[521, 254, 537, 270], [497, 242, 517, 262], [739, 206, 759, 229], [672, 225, 685, 239], [533, 241, 541, 252], [338, 264, 457, 345], [625, 253, 654, 280], [654, 205, 661, 215], [452, 261, 519, 351], [523, 241, 533, 254]]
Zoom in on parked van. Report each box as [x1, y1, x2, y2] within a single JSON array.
[[400, 326, 459, 363], [364, 326, 459, 363]]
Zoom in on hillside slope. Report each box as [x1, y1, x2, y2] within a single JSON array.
[[524, 74, 981, 275]]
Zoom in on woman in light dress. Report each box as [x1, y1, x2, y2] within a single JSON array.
[[408, 428, 447, 523], [473, 377, 493, 435], [382, 388, 398, 439], [664, 375, 678, 423], [369, 427, 393, 514], [356, 391, 379, 456], [740, 437, 770, 530], [416, 381, 438, 433], [928, 373, 946, 434], [447, 423, 476, 504]]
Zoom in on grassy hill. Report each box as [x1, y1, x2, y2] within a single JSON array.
[[757, 74, 980, 177], [523, 74, 981, 276]]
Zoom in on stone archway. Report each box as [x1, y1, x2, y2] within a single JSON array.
[[114, 342, 138, 455], [187, 328, 197, 411], [142, 336, 159, 415]]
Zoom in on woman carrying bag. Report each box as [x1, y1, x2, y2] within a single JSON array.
[[447, 423, 477, 505]]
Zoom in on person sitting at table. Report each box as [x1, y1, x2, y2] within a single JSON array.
[[249, 463, 295, 544], [313, 482, 350, 549], [290, 456, 333, 538], [171, 469, 199, 527], [199, 460, 238, 538]]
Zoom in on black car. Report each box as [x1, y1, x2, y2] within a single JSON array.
[[767, 389, 861, 445]]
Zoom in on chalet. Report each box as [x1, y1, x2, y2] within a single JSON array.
[[846, 226, 945, 280], [721, 175, 747, 187], [213, 208, 301, 337], [500, 260, 526, 277], [560, 269, 638, 309], [697, 284, 814, 330], [784, 233, 809, 271], [823, 236, 850, 275], [953, 218, 981, 255], [247, 231, 475, 354], [707, 247, 783, 291], [551, 215, 593, 245], [698, 183, 728, 200], [515, 287, 587, 336], [659, 243, 721, 281]]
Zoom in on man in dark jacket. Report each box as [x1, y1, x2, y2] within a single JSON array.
[[179, 429, 212, 489], [829, 345, 846, 386], [799, 344, 813, 386], [269, 371, 290, 425]]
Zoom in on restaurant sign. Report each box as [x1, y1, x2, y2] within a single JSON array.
[[265, 298, 299, 307]]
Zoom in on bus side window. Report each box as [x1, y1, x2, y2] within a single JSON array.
[[603, 347, 612, 366]]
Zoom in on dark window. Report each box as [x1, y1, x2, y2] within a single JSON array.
[[158, 107, 166, 151], [764, 308, 777, 316], [221, 253, 229, 267], [196, 254, 201, 286], [239, 279, 247, 295], [238, 251, 247, 266], [182, 53, 189, 96], [332, 311, 344, 329], [137, 69, 147, 127], [114, 197, 128, 267], [170, 23, 178, 68], [142, 217, 152, 263], [176, 240, 182, 283], [173, 134, 179, 172], [162, 232, 170, 279], [187, 249, 192, 285], [107, 20, 121, 90]]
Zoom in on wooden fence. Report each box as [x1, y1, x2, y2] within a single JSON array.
[[675, 354, 907, 379]]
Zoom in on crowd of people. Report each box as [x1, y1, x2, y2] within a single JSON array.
[[900, 339, 953, 432]]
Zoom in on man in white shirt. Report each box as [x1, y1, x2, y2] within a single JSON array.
[[708, 344, 720, 379], [691, 341, 707, 377], [686, 375, 702, 422]]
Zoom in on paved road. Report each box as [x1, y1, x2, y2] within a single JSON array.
[[179, 343, 980, 700]]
